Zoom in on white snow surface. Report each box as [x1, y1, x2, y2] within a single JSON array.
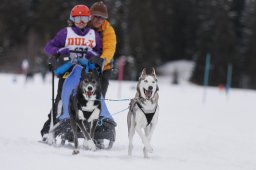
[[1, 73, 256, 170]]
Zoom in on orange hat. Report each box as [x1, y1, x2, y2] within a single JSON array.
[[70, 4, 90, 17]]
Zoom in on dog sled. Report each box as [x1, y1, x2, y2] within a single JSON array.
[[47, 51, 116, 149]]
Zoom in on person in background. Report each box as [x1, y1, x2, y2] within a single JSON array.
[[21, 59, 29, 76], [21, 58, 32, 83], [89, 1, 117, 98], [40, 4, 102, 140]]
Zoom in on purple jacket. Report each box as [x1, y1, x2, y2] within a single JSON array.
[[44, 26, 102, 59]]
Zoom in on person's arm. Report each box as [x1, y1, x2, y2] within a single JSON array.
[[101, 22, 117, 63], [44, 28, 67, 56]]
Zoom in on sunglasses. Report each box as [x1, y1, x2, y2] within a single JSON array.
[[93, 15, 106, 20], [73, 16, 91, 23]]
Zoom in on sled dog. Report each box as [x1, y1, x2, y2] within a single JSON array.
[[127, 68, 159, 158], [69, 69, 101, 154]]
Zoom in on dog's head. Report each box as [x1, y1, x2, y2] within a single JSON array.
[[137, 68, 159, 100], [79, 69, 101, 98]]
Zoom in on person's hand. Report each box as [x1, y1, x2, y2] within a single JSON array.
[[89, 56, 105, 69], [85, 51, 98, 60], [57, 48, 70, 55]]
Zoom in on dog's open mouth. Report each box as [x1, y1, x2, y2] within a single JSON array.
[[86, 91, 93, 97], [144, 88, 153, 99]]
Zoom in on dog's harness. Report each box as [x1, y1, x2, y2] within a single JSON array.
[[137, 102, 158, 126], [72, 90, 96, 120], [130, 98, 158, 126], [79, 108, 95, 120]]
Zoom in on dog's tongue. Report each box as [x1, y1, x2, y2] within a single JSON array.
[[87, 91, 93, 97], [145, 90, 152, 98]]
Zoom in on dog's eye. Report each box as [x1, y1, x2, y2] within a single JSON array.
[[92, 80, 96, 84], [152, 81, 155, 83], [144, 80, 148, 83], [84, 79, 89, 83]]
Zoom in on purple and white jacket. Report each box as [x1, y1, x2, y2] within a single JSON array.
[[44, 26, 102, 59]]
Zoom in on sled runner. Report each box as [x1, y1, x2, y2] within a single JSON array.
[[49, 52, 116, 149]]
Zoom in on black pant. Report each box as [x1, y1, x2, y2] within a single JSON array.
[[101, 69, 112, 98], [40, 77, 65, 137]]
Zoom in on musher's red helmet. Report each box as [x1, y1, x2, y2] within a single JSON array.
[[70, 5, 90, 17]]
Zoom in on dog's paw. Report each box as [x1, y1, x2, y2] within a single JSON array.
[[83, 139, 89, 149], [88, 140, 97, 151], [128, 144, 133, 156], [46, 133, 56, 145], [72, 149, 80, 155], [145, 145, 153, 153], [84, 139, 97, 151], [143, 147, 150, 158]]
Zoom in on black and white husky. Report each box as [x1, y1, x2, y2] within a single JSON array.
[[127, 68, 159, 158], [69, 69, 101, 155]]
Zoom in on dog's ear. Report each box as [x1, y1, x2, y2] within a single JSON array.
[[139, 68, 147, 80], [151, 67, 157, 80]]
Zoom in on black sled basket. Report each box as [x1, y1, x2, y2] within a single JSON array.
[[54, 117, 117, 149]]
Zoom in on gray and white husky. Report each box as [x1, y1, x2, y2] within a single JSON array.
[[127, 68, 159, 158]]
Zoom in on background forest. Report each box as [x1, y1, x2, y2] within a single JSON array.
[[1, 0, 256, 89]]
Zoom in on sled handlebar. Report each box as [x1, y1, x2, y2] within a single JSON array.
[[69, 50, 88, 55]]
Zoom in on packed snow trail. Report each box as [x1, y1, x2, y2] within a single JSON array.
[[0, 73, 256, 170]]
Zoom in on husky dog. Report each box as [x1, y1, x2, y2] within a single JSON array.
[[69, 69, 101, 155], [127, 68, 159, 158]]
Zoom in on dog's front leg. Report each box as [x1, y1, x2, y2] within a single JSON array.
[[128, 111, 135, 156], [135, 126, 153, 157], [88, 108, 100, 147], [70, 118, 79, 155], [46, 132, 56, 145], [146, 123, 157, 143], [76, 120, 97, 151], [90, 119, 98, 141], [143, 124, 156, 158], [88, 108, 100, 139], [46, 122, 61, 145], [76, 120, 90, 139], [146, 108, 159, 142]]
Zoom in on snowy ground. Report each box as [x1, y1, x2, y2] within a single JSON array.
[[0, 73, 256, 170]]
